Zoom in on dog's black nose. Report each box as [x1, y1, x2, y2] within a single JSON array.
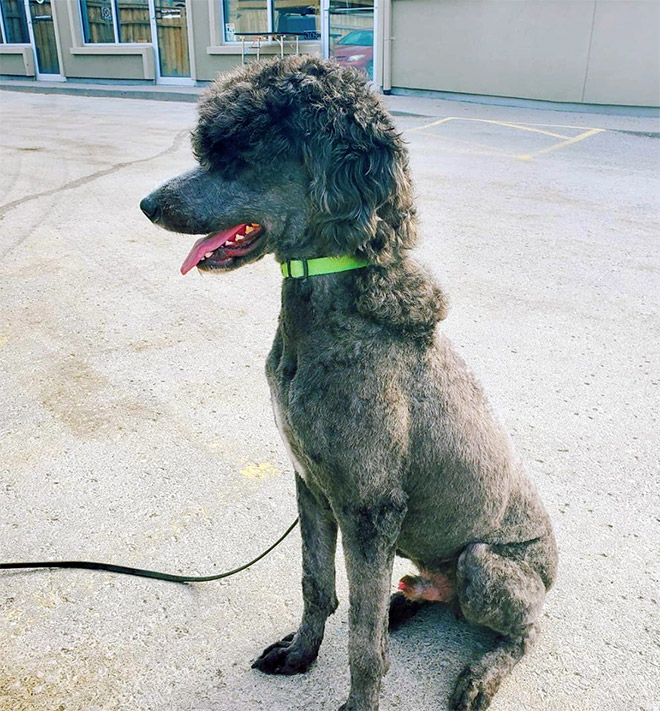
[[140, 195, 161, 222]]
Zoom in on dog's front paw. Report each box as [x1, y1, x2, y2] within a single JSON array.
[[450, 665, 496, 711], [338, 701, 378, 711], [251, 633, 318, 675]]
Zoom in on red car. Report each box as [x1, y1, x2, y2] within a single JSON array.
[[332, 29, 374, 79]]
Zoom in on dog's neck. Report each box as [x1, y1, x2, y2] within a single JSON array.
[[277, 255, 448, 344], [280, 268, 361, 333]]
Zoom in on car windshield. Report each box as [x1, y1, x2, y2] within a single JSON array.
[[337, 30, 373, 46]]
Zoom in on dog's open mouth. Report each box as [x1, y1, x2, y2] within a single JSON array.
[[180, 223, 265, 275]]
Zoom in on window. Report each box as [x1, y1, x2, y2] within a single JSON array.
[[222, 0, 320, 43], [0, 0, 30, 44], [116, 0, 151, 42], [79, 0, 151, 44]]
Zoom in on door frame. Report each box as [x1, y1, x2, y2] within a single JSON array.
[[23, 0, 65, 80], [321, 0, 379, 89], [148, 0, 194, 85]]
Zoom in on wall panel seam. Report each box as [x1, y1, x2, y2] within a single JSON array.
[[581, 0, 598, 103]]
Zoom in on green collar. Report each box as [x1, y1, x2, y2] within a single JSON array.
[[281, 255, 370, 279]]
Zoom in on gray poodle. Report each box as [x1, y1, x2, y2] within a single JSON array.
[[140, 56, 558, 711]]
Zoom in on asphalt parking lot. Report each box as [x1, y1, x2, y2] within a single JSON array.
[[0, 88, 658, 711]]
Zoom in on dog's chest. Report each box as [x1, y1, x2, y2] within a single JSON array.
[[266, 334, 313, 484], [270, 390, 310, 482]]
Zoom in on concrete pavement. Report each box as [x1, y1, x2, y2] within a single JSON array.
[[0, 88, 658, 711]]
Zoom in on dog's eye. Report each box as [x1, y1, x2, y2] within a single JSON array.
[[205, 157, 249, 181], [194, 132, 250, 179]]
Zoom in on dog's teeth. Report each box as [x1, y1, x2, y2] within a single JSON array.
[[245, 225, 254, 234], [204, 252, 213, 258], [235, 234, 245, 241]]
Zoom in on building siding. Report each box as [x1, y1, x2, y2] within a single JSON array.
[[390, 0, 660, 107]]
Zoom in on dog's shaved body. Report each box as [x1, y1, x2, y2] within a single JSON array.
[[141, 56, 558, 711]]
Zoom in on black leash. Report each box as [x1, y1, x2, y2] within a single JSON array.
[[0, 518, 299, 584]]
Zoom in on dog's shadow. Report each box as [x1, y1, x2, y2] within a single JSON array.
[[384, 603, 498, 709], [172, 597, 498, 711]]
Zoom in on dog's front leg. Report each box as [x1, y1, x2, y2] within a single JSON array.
[[337, 498, 407, 711], [253, 473, 338, 675]]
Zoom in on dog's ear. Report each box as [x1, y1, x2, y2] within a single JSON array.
[[299, 90, 416, 263]]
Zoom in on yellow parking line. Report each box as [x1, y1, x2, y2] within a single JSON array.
[[408, 116, 571, 138], [407, 116, 604, 138], [418, 116, 568, 139], [462, 118, 570, 139], [516, 127, 605, 160], [407, 116, 606, 159], [407, 117, 456, 133], [413, 129, 517, 158], [451, 117, 605, 135], [500, 120, 606, 131]]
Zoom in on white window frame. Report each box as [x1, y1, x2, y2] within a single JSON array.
[[321, 1, 378, 87], [79, 0, 151, 46], [76, 0, 193, 86], [221, 0, 321, 44], [0, 0, 30, 44]]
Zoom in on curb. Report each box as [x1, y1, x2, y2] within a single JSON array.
[[0, 81, 201, 103]]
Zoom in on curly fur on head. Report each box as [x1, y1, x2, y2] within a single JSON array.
[[192, 55, 417, 266]]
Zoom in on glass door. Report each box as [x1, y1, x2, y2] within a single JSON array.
[[152, 0, 190, 81], [326, 0, 374, 80], [24, 0, 61, 77]]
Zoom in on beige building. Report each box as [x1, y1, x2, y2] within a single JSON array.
[[1, 1, 658, 108]]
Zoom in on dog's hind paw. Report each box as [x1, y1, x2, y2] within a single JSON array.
[[251, 633, 318, 675], [450, 665, 496, 711]]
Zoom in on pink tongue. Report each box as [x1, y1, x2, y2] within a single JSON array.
[[180, 224, 247, 275]]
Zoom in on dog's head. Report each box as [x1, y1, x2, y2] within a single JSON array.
[[140, 56, 416, 275]]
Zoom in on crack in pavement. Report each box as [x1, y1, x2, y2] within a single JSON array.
[[0, 128, 189, 228]]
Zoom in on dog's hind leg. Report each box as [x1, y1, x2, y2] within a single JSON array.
[[450, 540, 554, 711], [252, 474, 338, 675]]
